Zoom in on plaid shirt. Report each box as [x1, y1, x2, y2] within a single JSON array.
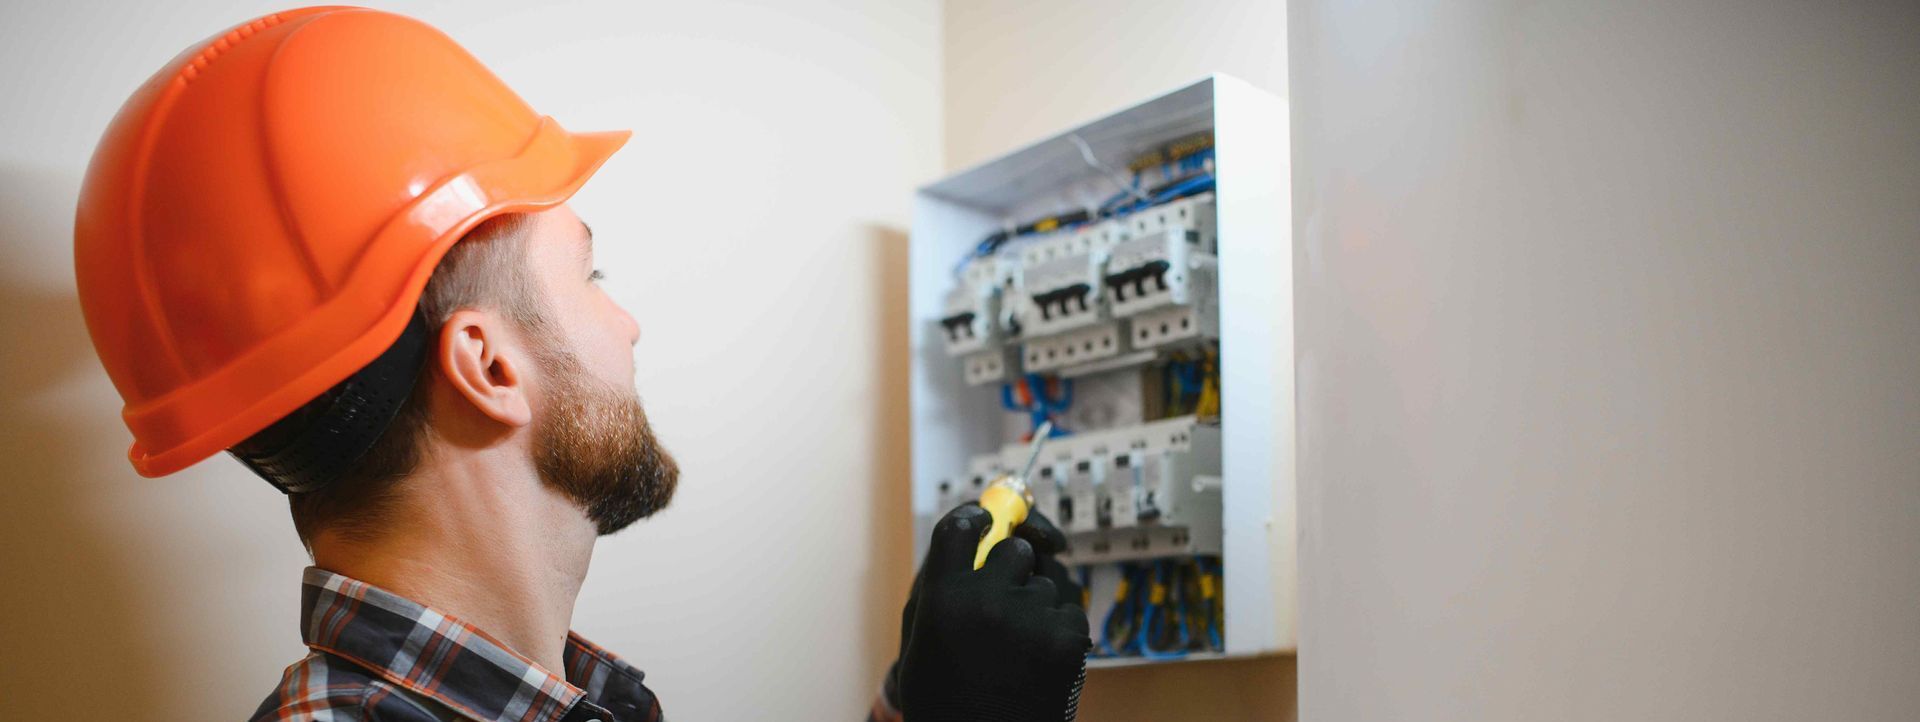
[[255, 568, 907, 722], [253, 568, 663, 722]]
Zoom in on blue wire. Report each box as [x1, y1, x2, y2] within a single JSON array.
[[1140, 561, 1191, 660], [1024, 374, 1050, 435], [1141, 609, 1189, 660], [1150, 174, 1216, 204], [1104, 170, 1215, 220]]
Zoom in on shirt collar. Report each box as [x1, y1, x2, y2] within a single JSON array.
[[299, 567, 649, 722]]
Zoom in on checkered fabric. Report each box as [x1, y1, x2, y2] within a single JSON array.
[[252, 568, 662, 722]]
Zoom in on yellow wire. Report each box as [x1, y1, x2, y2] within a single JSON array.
[[1194, 348, 1221, 420]]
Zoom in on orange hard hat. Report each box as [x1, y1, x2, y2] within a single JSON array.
[[74, 6, 629, 478]]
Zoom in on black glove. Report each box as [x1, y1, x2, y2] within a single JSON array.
[[884, 509, 1083, 709], [1013, 510, 1084, 611], [894, 505, 1092, 722]]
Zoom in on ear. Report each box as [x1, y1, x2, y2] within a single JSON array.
[[434, 309, 534, 428]]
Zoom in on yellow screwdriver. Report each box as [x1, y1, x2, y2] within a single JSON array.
[[972, 420, 1055, 569]]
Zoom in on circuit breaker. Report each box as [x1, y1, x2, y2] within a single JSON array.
[[910, 75, 1295, 666]]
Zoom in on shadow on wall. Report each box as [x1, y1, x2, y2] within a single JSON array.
[[863, 224, 916, 692], [0, 165, 168, 716]]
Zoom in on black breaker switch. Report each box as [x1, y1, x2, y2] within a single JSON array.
[[1103, 259, 1171, 302], [1030, 283, 1092, 321], [938, 311, 977, 343]]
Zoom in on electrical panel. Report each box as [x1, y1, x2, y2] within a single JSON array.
[[910, 76, 1296, 666]]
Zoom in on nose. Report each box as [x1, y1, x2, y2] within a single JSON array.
[[617, 302, 640, 346]]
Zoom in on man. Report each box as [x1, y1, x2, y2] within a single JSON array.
[[74, 7, 1090, 721]]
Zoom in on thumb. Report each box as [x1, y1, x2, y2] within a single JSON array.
[[922, 504, 991, 581]]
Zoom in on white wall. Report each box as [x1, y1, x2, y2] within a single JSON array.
[[944, 2, 1298, 720], [1291, 1, 1920, 720], [0, 1, 940, 719], [944, 0, 1289, 172]]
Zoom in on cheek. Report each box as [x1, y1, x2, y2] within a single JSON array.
[[554, 294, 634, 385], [594, 327, 633, 378]]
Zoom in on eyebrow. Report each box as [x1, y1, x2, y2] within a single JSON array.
[[579, 220, 594, 264]]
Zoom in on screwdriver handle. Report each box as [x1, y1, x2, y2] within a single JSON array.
[[972, 478, 1032, 570]]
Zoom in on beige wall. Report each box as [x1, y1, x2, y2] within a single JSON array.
[[0, 1, 939, 718], [944, 0, 1289, 171], [944, 2, 1298, 720], [1290, 1, 1919, 720], [951, 1, 1919, 720]]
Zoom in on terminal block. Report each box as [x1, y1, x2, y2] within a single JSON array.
[[1128, 296, 1217, 351], [1022, 321, 1125, 374], [1121, 194, 1217, 253], [960, 347, 1013, 387]]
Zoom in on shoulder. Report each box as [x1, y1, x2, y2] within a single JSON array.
[[250, 651, 457, 722]]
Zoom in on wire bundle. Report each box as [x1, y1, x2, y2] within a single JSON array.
[[952, 142, 1217, 276], [1140, 561, 1192, 660], [1098, 563, 1148, 657], [1100, 148, 1217, 220], [1095, 556, 1225, 659], [1001, 373, 1072, 440], [1160, 348, 1220, 420]]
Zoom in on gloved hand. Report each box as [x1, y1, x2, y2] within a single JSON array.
[[1014, 510, 1085, 612], [884, 507, 1084, 710], [886, 507, 1084, 696], [891, 504, 1091, 722]]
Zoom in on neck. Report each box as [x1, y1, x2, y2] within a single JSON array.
[[310, 448, 596, 674]]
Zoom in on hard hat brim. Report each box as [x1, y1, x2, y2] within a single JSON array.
[[123, 121, 631, 477]]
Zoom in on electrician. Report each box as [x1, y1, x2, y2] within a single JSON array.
[[73, 7, 1090, 721]]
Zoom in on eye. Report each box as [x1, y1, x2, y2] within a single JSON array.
[[589, 269, 606, 283]]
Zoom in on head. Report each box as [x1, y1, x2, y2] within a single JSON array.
[[243, 205, 678, 547]]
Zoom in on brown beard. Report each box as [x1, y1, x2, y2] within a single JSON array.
[[530, 346, 679, 536]]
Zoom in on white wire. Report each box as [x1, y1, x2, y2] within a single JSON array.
[[1067, 133, 1151, 206]]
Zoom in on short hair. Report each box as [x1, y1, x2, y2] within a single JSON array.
[[240, 213, 544, 546]]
